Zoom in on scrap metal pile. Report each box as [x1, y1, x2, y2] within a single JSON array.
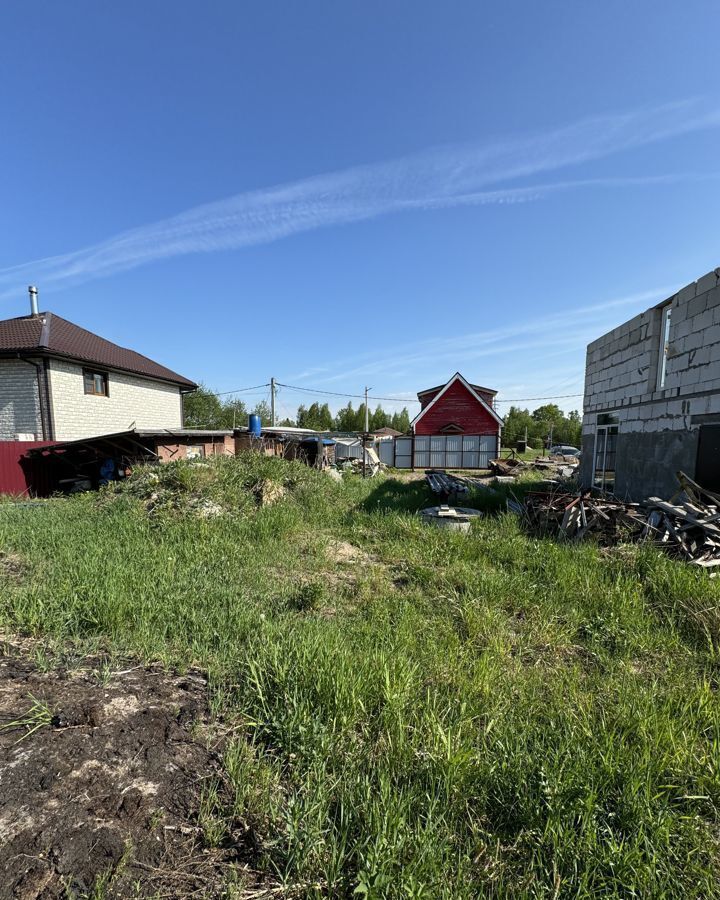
[[425, 469, 470, 503], [510, 471, 720, 569], [489, 454, 579, 480]]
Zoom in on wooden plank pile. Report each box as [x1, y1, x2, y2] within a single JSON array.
[[645, 472, 720, 568], [514, 490, 645, 544], [510, 471, 720, 569]]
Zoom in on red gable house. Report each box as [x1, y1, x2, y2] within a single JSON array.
[[405, 373, 502, 469]]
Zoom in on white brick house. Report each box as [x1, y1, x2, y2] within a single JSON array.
[[0, 308, 196, 441]]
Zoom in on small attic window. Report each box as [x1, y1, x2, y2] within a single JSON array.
[[83, 369, 109, 397], [439, 423, 464, 433], [656, 304, 672, 390]]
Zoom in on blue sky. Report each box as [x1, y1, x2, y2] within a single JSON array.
[[1, 2, 719, 418]]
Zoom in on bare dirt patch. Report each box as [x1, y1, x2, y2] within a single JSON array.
[[323, 540, 372, 566], [0, 643, 258, 899], [0, 552, 26, 581]]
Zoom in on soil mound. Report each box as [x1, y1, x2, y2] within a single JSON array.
[[0, 646, 248, 898]]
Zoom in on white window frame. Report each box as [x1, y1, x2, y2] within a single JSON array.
[[656, 304, 672, 391], [593, 415, 619, 493]]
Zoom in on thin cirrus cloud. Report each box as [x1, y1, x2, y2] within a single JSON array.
[[295, 286, 673, 388], [1, 98, 719, 301], [279, 284, 675, 412]]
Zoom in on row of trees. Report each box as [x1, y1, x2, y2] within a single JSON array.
[[183, 386, 412, 433], [501, 404, 582, 449], [297, 401, 411, 433], [184, 386, 580, 447]]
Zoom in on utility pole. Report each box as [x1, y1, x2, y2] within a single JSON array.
[[363, 386, 371, 479], [270, 377, 276, 427]]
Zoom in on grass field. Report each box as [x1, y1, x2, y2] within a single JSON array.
[[1, 453, 719, 898]]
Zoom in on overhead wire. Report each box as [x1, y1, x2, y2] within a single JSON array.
[[276, 380, 582, 405]]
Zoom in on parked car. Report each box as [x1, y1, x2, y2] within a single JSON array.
[[549, 445, 581, 457]]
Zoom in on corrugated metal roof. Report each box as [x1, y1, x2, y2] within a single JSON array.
[[0, 312, 196, 389]]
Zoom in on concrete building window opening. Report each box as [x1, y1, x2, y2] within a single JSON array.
[[593, 413, 619, 493], [657, 304, 672, 390]]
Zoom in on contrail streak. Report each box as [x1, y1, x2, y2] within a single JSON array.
[[1, 99, 718, 300]]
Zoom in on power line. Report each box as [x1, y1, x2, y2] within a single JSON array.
[[215, 382, 270, 397], [277, 380, 583, 406], [494, 393, 583, 403], [209, 379, 582, 407], [276, 381, 416, 404]]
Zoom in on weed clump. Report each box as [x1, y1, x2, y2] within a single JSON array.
[[288, 581, 327, 612], [103, 452, 333, 520]]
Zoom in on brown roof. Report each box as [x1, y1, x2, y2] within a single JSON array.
[[417, 373, 497, 399], [0, 312, 196, 389]]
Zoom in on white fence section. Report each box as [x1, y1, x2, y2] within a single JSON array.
[[391, 434, 497, 469], [335, 436, 397, 464]]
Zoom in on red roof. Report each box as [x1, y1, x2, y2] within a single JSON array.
[[417, 380, 497, 399], [0, 312, 196, 389], [411, 373, 503, 434]]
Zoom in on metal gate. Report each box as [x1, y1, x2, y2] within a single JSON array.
[[393, 434, 497, 469], [394, 437, 413, 468]]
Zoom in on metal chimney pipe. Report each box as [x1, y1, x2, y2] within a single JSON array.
[[28, 285, 39, 317]]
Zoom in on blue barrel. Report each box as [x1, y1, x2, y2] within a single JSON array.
[[248, 414, 262, 437]]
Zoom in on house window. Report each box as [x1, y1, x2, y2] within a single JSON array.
[[593, 414, 619, 493], [83, 369, 109, 396], [657, 304, 672, 390]]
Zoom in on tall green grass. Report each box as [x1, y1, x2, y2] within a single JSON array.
[[0, 454, 719, 897]]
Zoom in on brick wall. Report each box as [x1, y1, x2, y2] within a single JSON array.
[[48, 359, 184, 440], [582, 267, 720, 439], [581, 267, 720, 498], [0, 359, 43, 440], [414, 379, 500, 435], [155, 435, 235, 461]]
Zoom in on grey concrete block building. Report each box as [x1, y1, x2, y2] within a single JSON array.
[[580, 266, 720, 501]]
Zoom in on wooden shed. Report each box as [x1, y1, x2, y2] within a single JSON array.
[[394, 373, 502, 469]]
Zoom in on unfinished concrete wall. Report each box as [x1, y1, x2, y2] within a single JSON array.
[[582, 267, 720, 500]]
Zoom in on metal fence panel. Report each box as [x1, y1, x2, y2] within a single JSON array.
[[395, 437, 413, 468], [378, 440, 395, 465]]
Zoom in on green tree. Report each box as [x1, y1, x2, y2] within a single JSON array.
[[251, 400, 272, 426], [369, 404, 387, 431], [182, 384, 225, 428], [391, 408, 411, 433], [334, 403, 357, 432], [222, 397, 248, 429], [501, 406, 534, 447], [297, 402, 333, 430]]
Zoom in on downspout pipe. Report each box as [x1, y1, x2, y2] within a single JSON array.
[[17, 354, 53, 441]]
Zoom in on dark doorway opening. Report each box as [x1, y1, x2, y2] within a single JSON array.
[[696, 424, 720, 492]]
